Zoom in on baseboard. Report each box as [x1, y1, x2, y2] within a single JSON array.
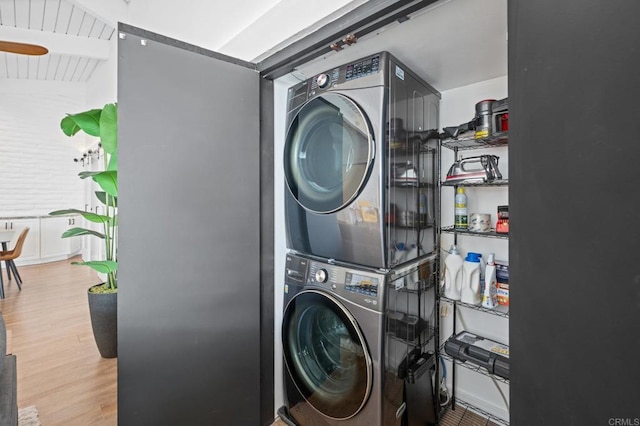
[[3, 252, 83, 268]]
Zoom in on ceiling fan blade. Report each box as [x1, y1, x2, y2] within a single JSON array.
[[0, 40, 48, 56]]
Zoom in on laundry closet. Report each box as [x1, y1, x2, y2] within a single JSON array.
[[116, 0, 640, 425], [272, 0, 508, 424]]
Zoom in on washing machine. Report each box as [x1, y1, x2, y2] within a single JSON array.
[[281, 252, 406, 426], [284, 51, 440, 270]]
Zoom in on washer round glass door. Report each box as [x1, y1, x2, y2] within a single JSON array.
[[284, 93, 375, 214], [282, 290, 372, 420]]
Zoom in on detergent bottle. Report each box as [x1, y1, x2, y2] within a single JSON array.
[[468, 252, 486, 294], [461, 252, 482, 305], [394, 242, 407, 265], [443, 245, 464, 300], [482, 253, 498, 309]]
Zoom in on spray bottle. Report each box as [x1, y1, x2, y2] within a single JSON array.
[[443, 245, 464, 300], [482, 253, 498, 309]]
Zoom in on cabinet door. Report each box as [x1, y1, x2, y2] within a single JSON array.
[[510, 0, 640, 422], [118, 25, 262, 426], [40, 215, 81, 260], [6, 218, 40, 263], [40, 216, 70, 259], [68, 227, 82, 255]]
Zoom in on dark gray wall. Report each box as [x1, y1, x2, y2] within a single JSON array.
[[510, 1, 640, 424], [118, 25, 264, 425]]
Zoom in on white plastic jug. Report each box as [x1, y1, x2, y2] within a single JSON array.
[[461, 252, 482, 305], [468, 251, 485, 290], [443, 245, 464, 300], [482, 253, 498, 309]]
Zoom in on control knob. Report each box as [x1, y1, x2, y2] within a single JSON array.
[[316, 73, 330, 89], [315, 269, 328, 283]]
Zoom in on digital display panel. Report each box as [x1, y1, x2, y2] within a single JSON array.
[[344, 272, 378, 296], [345, 55, 380, 81]]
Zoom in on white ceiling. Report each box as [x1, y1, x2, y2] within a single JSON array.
[[0, 0, 115, 81], [292, 0, 507, 92], [0, 0, 507, 90]]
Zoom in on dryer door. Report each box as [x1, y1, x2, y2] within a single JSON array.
[[282, 289, 373, 420], [284, 93, 375, 214]]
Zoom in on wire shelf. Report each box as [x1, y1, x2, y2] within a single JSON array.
[[441, 179, 509, 187], [441, 296, 509, 318], [441, 226, 509, 240], [442, 132, 509, 151], [387, 322, 435, 347], [450, 398, 510, 425]]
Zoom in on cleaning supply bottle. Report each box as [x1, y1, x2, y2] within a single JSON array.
[[454, 187, 468, 229], [461, 252, 482, 305], [468, 251, 486, 294], [394, 242, 407, 265], [482, 253, 498, 309], [443, 245, 464, 300], [406, 243, 419, 262]]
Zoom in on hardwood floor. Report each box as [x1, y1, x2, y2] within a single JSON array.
[[0, 256, 117, 426]]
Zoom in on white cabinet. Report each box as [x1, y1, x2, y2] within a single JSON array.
[[39, 215, 82, 261], [0, 218, 40, 264]]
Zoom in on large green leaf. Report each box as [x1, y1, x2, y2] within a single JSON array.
[[49, 209, 111, 224], [79, 171, 117, 197], [72, 260, 117, 274], [95, 191, 117, 208], [61, 227, 105, 239], [93, 170, 117, 197], [60, 109, 102, 137], [100, 103, 117, 154]]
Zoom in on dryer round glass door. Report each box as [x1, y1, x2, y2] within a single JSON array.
[[284, 93, 375, 214], [282, 289, 373, 420]]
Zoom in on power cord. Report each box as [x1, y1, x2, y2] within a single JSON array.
[[438, 356, 451, 407]]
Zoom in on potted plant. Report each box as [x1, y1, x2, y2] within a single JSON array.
[[50, 103, 118, 358]]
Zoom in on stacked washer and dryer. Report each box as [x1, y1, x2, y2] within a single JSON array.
[[280, 52, 441, 426]]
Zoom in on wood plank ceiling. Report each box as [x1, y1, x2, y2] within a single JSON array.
[[0, 0, 114, 82]]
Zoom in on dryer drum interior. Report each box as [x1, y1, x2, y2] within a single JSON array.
[[284, 93, 375, 214], [282, 290, 373, 420]]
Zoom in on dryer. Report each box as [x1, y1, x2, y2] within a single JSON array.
[[284, 51, 440, 269], [280, 252, 405, 426]]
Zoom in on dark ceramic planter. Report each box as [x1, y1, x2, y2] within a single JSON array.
[[87, 285, 117, 358]]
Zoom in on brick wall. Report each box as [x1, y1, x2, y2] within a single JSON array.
[[0, 81, 90, 216]]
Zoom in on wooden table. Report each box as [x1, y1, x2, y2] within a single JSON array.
[[0, 230, 14, 251]]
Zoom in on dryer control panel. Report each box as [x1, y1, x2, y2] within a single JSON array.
[[310, 53, 382, 92], [307, 259, 384, 312], [345, 54, 380, 81]]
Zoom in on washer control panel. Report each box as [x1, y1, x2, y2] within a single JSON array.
[[284, 254, 308, 284], [307, 259, 383, 311]]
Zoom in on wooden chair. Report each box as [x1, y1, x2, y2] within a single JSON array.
[[0, 227, 29, 299]]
